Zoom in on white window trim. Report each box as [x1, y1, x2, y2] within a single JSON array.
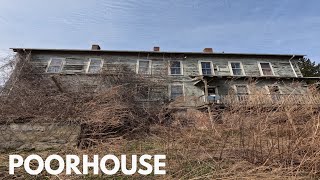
[[136, 60, 152, 75], [228, 61, 246, 76], [198, 61, 215, 75], [257, 62, 275, 76], [168, 83, 185, 99], [86, 58, 104, 73], [234, 84, 250, 94], [46, 58, 65, 73], [168, 60, 183, 75]]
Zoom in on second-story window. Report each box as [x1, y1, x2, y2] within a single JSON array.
[[229, 62, 244, 75], [199, 61, 213, 75], [87, 59, 103, 73], [137, 60, 151, 74], [169, 61, 183, 75], [47, 58, 64, 73], [258, 62, 274, 76]]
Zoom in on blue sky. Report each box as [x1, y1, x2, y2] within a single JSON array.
[[0, 0, 319, 62]]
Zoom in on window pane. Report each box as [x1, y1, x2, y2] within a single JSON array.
[[88, 59, 102, 73], [202, 69, 212, 75], [171, 85, 183, 99], [47, 66, 61, 73], [90, 59, 102, 66], [201, 62, 210, 69], [260, 63, 271, 69], [231, 62, 240, 69], [88, 66, 101, 73], [171, 61, 181, 68], [232, 69, 242, 75], [50, 59, 63, 66], [201, 62, 212, 75]]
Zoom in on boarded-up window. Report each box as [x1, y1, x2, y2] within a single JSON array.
[[170, 61, 182, 75], [259, 62, 274, 76], [138, 60, 151, 74], [88, 59, 103, 73], [230, 62, 244, 75], [47, 58, 64, 73], [170, 85, 183, 99], [200, 62, 212, 75]]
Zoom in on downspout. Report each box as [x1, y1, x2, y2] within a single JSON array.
[[289, 55, 298, 77]]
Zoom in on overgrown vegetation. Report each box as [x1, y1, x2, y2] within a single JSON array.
[[0, 53, 320, 179]]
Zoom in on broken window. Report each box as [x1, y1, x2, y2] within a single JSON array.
[[230, 62, 244, 75], [87, 59, 103, 73], [200, 62, 213, 75], [235, 85, 249, 102], [47, 58, 64, 73], [268, 85, 281, 101], [170, 61, 182, 75], [235, 85, 249, 94], [137, 60, 151, 74], [170, 84, 183, 100], [259, 62, 274, 76]]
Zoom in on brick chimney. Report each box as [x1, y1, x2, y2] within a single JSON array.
[[91, 44, 101, 50], [203, 48, 213, 53], [153, 46, 160, 52]]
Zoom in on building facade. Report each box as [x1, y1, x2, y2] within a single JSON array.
[[10, 45, 318, 107]]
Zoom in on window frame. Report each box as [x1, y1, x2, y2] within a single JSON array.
[[168, 83, 185, 100], [136, 60, 152, 75], [234, 84, 250, 94], [86, 58, 104, 74], [198, 61, 214, 75], [258, 62, 275, 76], [228, 61, 245, 76], [46, 58, 65, 73], [168, 60, 183, 75]]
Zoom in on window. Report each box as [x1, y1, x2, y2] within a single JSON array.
[[199, 61, 213, 75], [268, 85, 281, 101], [47, 58, 64, 73], [87, 59, 103, 73], [229, 62, 244, 75], [235, 85, 249, 94], [170, 84, 184, 100], [137, 60, 151, 74], [136, 85, 150, 100], [235, 85, 249, 102], [169, 61, 183, 75], [258, 62, 274, 76], [268, 85, 281, 94]]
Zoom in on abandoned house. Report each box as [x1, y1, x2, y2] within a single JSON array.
[[8, 45, 320, 108]]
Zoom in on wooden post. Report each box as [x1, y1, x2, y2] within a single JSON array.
[[203, 78, 214, 124]]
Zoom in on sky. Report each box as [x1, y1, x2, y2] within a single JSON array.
[[0, 0, 319, 62]]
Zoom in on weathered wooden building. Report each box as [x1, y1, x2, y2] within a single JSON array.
[[10, 45, 320, 107]]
